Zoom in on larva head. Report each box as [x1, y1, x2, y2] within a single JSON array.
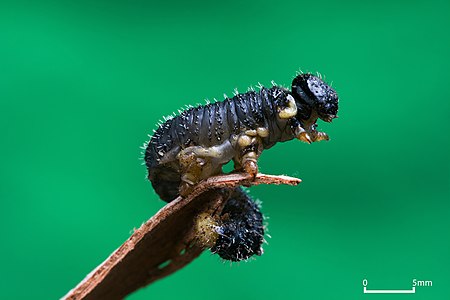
[[291, 73, 339, 122]]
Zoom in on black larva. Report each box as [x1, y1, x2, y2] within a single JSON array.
[[211, 188, 264, 262], [144, 73, 339, 261]]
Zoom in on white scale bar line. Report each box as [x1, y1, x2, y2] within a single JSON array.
[[364, 287, 416, 294]]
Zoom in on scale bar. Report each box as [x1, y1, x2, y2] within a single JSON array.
[[364, 287, 416, 294]]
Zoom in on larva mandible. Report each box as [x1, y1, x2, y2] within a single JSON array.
[[144, 73, 339, 261]]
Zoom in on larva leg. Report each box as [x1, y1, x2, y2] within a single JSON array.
[[234, 131, 264, 178], [310, 131, 329, 142], [291, 118, 329, 143], [306, 122, 330, 142], [294, 126, 313, 144]]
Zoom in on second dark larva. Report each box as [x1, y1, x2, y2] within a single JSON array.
[[144, 73, 339, 261], [211, 188, 264, 262]]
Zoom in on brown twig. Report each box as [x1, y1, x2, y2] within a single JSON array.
[[62, 173, 301, 300]]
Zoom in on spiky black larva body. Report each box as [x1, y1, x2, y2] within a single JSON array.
[[145, 86, 295, 200], [144, 73, 339, 261], [147, 86, 287, 158]]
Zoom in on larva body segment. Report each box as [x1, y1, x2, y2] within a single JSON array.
[[144, 73, 339, 261]]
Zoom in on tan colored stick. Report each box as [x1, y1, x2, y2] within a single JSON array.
[[62, 173, 301, 300]]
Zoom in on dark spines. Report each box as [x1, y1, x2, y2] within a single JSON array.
[[275, 88, 291, 108], [259, 87, 274, 119], [178, 110, 193, 148], [249, 91, 265, 127], [211, 188, 264, 261], [174, 106, 197, 148], [207, 104, 215, 144], [147, 119, 175, 163], [190, 106, 203, 141], [213, 101, 225, 142], [241, 91, 261, 128], [234, 93, 256, 129], [207, 103, 223, 145], [258, 87, 284, 147], [171, 114, 182, 146], [225, 98, 240, 134], [197, 105, 209, 146], [162, 120, 175, 147], [239, 93, 253, 128], [144, 142, 157, 170]]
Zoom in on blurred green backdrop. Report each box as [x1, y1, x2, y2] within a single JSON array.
[[1, 0, 449, 299]]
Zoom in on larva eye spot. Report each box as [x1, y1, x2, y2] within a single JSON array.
[[292, 73, 339, 122]]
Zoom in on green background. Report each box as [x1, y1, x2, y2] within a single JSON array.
[[1, 0, 449, 299]]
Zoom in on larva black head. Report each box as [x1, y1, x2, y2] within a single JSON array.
[[292, 73, 339, 122]]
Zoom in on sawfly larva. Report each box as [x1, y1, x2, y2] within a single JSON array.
[[144, 73, 339, 261]]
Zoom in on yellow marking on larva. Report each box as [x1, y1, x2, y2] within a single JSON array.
[[278, 94, 297, 119], [245, 129, 257, 137], [256, 127, 269, 138], [238, 135, 252, 147]]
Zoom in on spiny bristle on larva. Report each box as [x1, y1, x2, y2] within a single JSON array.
[[295, 68, 304, 76], [315, 71, 323, 79], [293, 69, 309, 81], [139, 142, 148, 150]]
